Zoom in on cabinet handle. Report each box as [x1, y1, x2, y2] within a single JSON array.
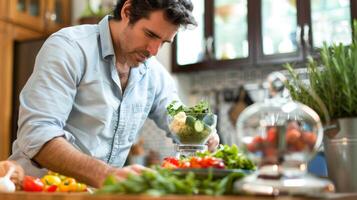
[[46, 11, 57, 22], [205, 36, 214, 59], [303, 24, 311, 55]]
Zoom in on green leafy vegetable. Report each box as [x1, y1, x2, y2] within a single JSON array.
[[167, 100, 211, 120], [96, 167, 245, 196]]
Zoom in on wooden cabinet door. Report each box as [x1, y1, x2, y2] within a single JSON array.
[[45, 0, 71, 34], [0, 21, 42, 159], [0, 1, 8, 19], [9, 0, 46, 31], [0, 21, 14, 160]]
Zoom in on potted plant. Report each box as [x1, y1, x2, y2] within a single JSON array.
[[284, 21, 357, 192]]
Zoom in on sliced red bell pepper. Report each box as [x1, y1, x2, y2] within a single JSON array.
[[45, 185, 58, 192], [23, 176, 44, 192]]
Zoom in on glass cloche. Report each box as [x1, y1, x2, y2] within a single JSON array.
[[234, 72, 334, 195]]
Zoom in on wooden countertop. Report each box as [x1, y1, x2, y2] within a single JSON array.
[[1, 192, 357, 200]]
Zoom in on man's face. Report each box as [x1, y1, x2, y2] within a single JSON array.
[[117, 10, 179, 67]]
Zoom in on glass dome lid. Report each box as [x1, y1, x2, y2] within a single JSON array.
[[236, 97, 324, 169], [233, 72, 334, 195]]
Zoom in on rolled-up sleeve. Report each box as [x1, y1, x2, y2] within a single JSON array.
[[16, 35, 82, 159]]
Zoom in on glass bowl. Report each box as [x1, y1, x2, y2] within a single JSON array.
[[168, 111, 217, 157], [169, 111, 217, 145]]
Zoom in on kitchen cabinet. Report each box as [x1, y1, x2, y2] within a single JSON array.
[[0, 1, 8, 19], [0, 21, 13, 160], [45, 0, 71, 34], [0, 21, 42, 160], [172, 0, 357, 72], [8, 0, 70, 34], [0, 0, 70, 160], [9, 0, 46, 31]]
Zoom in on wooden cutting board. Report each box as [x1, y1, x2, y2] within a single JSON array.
[[0, 191, 352, 200]]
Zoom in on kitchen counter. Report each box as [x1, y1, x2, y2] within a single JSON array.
[[1, 192, 357, 200]]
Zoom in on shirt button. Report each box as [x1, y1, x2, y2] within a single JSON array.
[[128, 135, 134, 142], [139, 69, 145, 75]]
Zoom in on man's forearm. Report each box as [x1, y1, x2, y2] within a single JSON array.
[[33, 137, 114, 187]]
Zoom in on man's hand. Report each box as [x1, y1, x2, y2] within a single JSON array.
[[0, 160, 25, 190], [207, 129, 220, 152], [109, 164, 153, 182]]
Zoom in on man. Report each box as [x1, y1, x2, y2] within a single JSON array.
[[10, 0, 219, 188]]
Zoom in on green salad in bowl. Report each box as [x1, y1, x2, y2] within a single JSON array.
[[167, 100, 216, 144]]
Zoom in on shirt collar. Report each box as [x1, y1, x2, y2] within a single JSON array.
[[99, 15, 115, 60]]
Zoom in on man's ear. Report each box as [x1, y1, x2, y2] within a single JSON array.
[[121, 0, 131, 22]]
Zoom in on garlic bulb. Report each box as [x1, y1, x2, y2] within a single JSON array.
[[0, 166, 16, 192]]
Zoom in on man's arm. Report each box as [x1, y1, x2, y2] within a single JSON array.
[[33, 137, 113, 188], [34, 137, 148, 188]]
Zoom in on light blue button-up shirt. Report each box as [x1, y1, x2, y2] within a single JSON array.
[[9, 16, 179, 177]]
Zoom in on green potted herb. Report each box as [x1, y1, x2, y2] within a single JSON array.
[[284, 21, 357, 192]]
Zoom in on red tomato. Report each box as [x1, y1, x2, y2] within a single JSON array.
[[293, 139, 306, 151], [163, 157, 180, 166], [201, 156, 218, 168], [286, 129, 302, 144], [263, 146, 278, 157], [189, 157, 203, 168], [266, 127, 277, 144], [302, 132, 317, 148], [23, 176, 44, 192], [212, 161, 225, 169], [161, 161, 178, 169], [179, 161, 191, 168], [247, 136, 263, 152], [263, 147, 279, 165]]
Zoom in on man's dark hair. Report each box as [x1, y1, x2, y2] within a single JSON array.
[[113, 0, 197, 28]]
